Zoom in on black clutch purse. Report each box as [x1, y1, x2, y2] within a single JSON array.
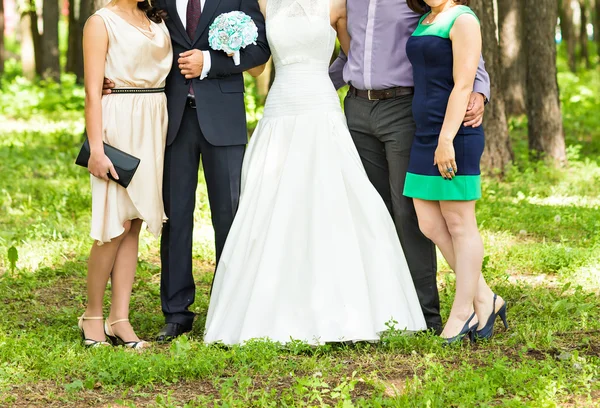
[[75, 139, 140, 188]]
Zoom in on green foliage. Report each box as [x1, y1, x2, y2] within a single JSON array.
[[0, 54, 599, 407]]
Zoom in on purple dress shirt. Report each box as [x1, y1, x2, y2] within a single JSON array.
[[330, 0, 491, 100]]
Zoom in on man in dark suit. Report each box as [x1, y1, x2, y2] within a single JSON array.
[[150, 0, 269, 340]]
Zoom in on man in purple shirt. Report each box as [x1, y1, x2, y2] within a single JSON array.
[[330, 0, 490, 334]]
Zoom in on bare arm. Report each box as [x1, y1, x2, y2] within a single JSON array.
[[331, 0, 350, 55], [83, 15, 118, 181], [434, 13, 481, 180], [247, 0, 268, 77]]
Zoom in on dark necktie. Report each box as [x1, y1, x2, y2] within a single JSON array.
[[186, 0, 201, 40], [186, 0, 201, 95]]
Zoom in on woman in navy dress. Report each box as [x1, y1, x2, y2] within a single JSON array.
[[404, 0, 507, 343]]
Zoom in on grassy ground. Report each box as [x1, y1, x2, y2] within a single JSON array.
[[0, 68, 599, 407]]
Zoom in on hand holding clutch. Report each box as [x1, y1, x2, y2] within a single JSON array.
[[75, 139, 140, 188], [88, 151, 119, 182]]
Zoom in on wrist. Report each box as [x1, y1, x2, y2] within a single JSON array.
[[89, 142, 104, 155], [479, 92, 488, 105], [439, 135, 454, 144]]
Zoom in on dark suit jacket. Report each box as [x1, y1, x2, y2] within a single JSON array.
[[156, 0, 270, 146]]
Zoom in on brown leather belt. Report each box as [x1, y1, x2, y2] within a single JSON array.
[[349, 85, 414, 101]]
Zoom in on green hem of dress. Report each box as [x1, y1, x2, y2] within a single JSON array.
[[403, 173, 481, 201]]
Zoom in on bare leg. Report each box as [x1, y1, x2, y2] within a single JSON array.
[[439, 201, 482, 337], [413, 199, 456, 267], [107, 219, 144, 342], [83, 221, 132, 341], [414, 200, 501, 332]]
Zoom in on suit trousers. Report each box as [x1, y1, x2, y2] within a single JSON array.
[[160, 105, 245, 327], [344, 92, 442, 332]]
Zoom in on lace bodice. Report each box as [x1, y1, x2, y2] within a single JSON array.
[[266, 0, 335, 67], [262, 0, 341, 118]]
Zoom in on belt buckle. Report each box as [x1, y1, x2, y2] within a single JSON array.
[[367, 90, 378, 101]]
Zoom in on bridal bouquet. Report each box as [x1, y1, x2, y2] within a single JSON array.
[[208, 11, 259, 66]]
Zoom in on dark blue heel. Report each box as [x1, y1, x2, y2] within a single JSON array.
[[475, 294, 508, 340], [443, 312, 478, 345]]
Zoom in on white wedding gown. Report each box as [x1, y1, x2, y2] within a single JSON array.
[[204, 0, 427, 345]]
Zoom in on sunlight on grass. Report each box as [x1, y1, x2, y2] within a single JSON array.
[[1, 63, 599, 406], [525, 194, 600, 208]]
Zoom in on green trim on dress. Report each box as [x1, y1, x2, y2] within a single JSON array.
[[413, 5, 479, 39], [403, 173, 481, 201]]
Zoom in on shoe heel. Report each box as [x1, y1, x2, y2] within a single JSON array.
[[104, 321, 119, 346], [498, 304, 508, 330], [106, 334, 119, 346], [468, 329, 476, 343]]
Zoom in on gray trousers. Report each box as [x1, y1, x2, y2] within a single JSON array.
[[344, 92, 442, 332]]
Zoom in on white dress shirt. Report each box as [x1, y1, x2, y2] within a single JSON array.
[[176, 0, 211, 79]]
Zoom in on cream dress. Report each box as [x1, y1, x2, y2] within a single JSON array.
[[90, 8, 172, 244]]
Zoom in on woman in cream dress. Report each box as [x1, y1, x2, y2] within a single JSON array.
[[78, 0, 171, 348]]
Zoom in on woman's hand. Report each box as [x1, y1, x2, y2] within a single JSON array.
[[88, 151, 119, 181], [434, 140, 457, 180]]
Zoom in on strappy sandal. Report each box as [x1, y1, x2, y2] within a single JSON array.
[[104, 318, 149, 350], [78, 314, 111, 348]]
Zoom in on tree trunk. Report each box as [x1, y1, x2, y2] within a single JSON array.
[[20, 4, 40, 79], [559, 0, 577, 71], [41, 0, 61, 81], [69, 0, 104, 81], [28, 0, 44, 77], [66, 0, 79, 73], [471, 0, 513, 172], [524, 0, 566, 164], [498, 0, 527, 115], [578, 0, 591, 69], [0, 0, 5, 76], [595, 0, 600, 61]]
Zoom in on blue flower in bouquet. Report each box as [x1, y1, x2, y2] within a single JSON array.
[[209, 11, 259, 65], [228, 33, 244, 51]]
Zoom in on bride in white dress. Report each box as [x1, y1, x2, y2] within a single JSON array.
[[204, 0, 427, 345]]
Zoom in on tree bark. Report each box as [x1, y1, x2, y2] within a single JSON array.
[[559, 0, 577, 72], [0, 0, 5, 76], [29, 0, 43, 77], [595, 0, 600, 61], [66, 0, 79, 73], [471, 0, 513, 173], [41, 0, 61, 81], [498, 0, 527, 115], [578, 0, 591, 69], [70, 0, 104, 81], [20, 2, 41, 79], [524, 0, 566, 164]]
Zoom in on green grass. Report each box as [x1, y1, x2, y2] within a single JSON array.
[[0, 64, 599, 407]]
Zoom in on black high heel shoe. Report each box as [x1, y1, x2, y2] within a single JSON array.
[[78, 314, 111, 348], [443, 312, 478, 345], [475, 294, 508, 340], [104, 318, 149, 350]]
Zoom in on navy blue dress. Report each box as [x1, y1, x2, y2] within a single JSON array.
[[403, 5, 484, 201]]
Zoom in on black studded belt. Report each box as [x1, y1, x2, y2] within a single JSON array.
[[110, 87, 165, 94]]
